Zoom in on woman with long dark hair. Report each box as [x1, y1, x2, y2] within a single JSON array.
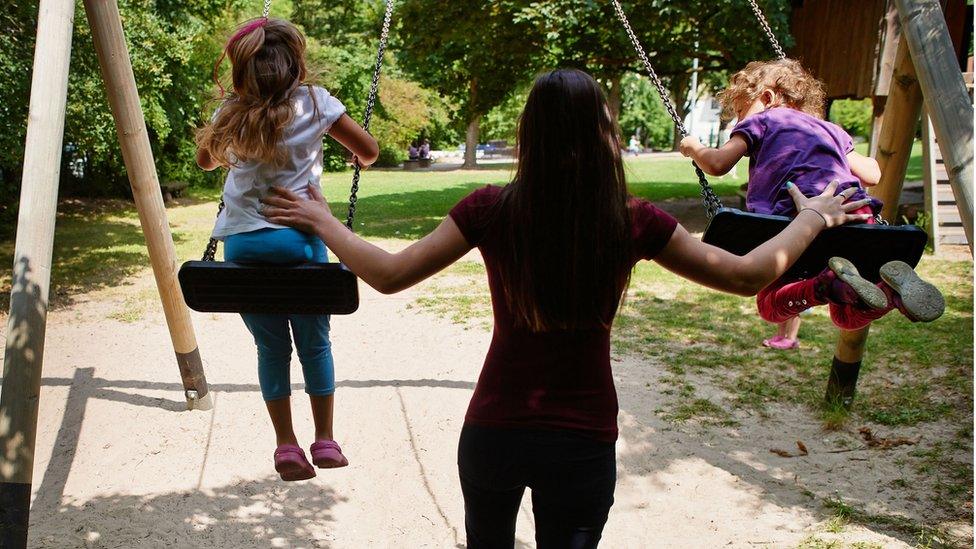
[[262, 69, 870, 547]]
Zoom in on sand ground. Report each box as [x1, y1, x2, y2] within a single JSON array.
[[7, 253, 970, 548]]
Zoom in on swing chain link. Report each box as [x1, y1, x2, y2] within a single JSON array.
[[746, 0, 786, 60], [202, 199, 226, 261], [609, 0, 686, 136], [609, 0, 723, 218], [345, 0, 395, 230], [262, 0, 272, 18]]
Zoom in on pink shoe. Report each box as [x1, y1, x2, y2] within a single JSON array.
[[274, 444, 316, 481], [310, 440, 349, 469], [763, 336, 799, 350]]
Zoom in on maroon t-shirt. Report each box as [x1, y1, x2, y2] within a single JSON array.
[[448, 185, 678, 441]]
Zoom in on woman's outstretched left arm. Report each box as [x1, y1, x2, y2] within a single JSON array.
[[262, 184, 472, 294]]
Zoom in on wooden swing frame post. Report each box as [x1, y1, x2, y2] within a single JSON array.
[[827, 0, 971, 404], [893, 0, 974, 251], [827, 34, 922, 406], [83, 0, 212, 411], [869, 35, 924, 223], [0, 0, 76, 546]]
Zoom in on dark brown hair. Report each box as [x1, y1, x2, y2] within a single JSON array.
[[495, 69, 632, 332], [196, 18, 314, 167]]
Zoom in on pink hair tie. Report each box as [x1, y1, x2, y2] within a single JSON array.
[[227, 17, 269, 48], [213, 17, 269, 98]]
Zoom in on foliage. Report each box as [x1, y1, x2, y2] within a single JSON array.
[[526, 0, 792, 147], [619, 73, 674, 150], [0, 0, 245, 209], [829, 98, 873, 140], [296, 1, 453, 168], [480, 86, 529, 144], [396, 1, 545, 122]]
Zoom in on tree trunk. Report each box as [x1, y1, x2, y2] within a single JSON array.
[[463, 78, 480, 169], [669, 76, 690, 151], [463, 116, 480, 169], [607, 73, 623, 121]]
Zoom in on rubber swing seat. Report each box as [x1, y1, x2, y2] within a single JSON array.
[[179, 261, 359, 315], [701, 208, 929, 283]]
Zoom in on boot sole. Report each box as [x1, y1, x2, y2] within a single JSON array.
[[828, 257, 888, 310], [879, 261, 945, 322]]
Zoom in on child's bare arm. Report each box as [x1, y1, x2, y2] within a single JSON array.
[[847, 151, 881, 186], [679, 135, 748, 176], [328, 114, 380, 167], [196, 147, 220, 171]]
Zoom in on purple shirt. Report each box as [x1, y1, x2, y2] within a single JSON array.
[[732, 107, 881, 216]]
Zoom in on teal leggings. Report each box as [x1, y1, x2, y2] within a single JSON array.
[[224, 228, 335, 401]]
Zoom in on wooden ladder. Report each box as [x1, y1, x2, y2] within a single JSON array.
[[923, 72, 973, 254]]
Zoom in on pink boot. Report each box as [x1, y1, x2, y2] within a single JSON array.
[[310, 440, 349, 469], [274, 444, 316, 481], [879, 260, 945, 322]]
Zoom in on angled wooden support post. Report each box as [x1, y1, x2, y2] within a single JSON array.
[[869, 34, 924, 222], [827, 34, 923, 407], [83, 0, 212, 411], [0, 0, 75, 547], [893, 0, 974, 252]]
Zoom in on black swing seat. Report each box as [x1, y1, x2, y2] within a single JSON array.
[[179, 261, 359, 315], [701, 208, 929, 283]]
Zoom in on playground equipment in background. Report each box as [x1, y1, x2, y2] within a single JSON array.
[[611, 0, 972, 408]]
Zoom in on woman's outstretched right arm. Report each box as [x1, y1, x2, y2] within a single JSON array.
[[654, 181, 871, 296]]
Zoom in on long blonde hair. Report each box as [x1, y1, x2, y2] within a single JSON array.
[[718, 58, 826, 119], [196, 18, 314, 167]]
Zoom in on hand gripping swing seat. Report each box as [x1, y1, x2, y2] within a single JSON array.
[[610, 0, 927, 283], [178, 0, 395, 315]]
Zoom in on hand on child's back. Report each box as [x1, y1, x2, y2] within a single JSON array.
[[787, 180, 872, 228]]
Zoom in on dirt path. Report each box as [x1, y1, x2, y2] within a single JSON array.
[[7, 266, 955, 548]]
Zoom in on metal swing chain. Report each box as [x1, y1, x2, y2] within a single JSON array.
[[262, 0, 272, 18], [746, 0, 786, 60], [202, 200, 226, 261], [609, 0, 723, 219], [345, 0, 395, 230]]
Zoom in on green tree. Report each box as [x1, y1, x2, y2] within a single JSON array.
[[0, 0, 246, 211], [619, 73, 673, 150], [396, 0, 546, 167], [829, 98, 873, 140], [529, 0, 792, 148], [295, 0, 452, 168]]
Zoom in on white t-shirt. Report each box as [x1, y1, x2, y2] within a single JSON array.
[[211, 85, 346, 239]]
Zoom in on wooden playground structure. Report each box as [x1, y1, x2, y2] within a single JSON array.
[[789, 0, 972, 404], [0, 0, 972, 547], [1, 1, 211, 546]]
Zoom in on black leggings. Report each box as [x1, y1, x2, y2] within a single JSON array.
[[457, 425, 616, 548]]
